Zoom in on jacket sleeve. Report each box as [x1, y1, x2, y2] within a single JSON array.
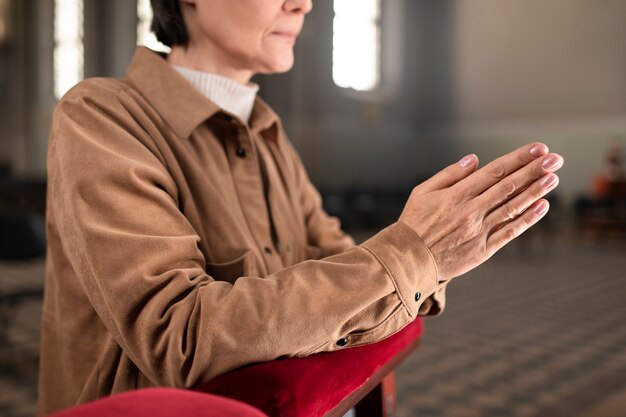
[[283, 137, 449, 316], [48, 88, 441, 389]]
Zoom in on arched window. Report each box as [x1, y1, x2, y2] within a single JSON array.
[[332, 0, 381, 91], [137, 0, 170, 53], [54, 0, 84, 99]]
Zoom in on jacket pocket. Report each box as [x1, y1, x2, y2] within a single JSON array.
[[205, 251, 257, 285], [345, 303, 409, 348], [303, 300, 407, 356]]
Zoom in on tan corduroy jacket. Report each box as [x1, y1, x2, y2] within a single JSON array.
[[39, 47, 447, 415]]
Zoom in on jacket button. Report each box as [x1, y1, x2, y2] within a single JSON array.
[[336, 338, 348, 347], [414, 292, 422, 302], [236, 147, 247, 158], [264, 247, 272, 255]]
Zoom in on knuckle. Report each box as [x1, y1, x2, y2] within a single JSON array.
[[443, 164, 457, 177], [439, 169, 454, 184], [522, 212, 534, 228], [503, 203, 518, 221], [501, 181, 516, 197], [409, 184, 425, 198], [487, 162, 506, 180], [530, 185, 544, 200], [504, 226, 518, 241]]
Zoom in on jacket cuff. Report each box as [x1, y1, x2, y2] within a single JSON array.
[[418, 281, 448, 316], [361, 221, 439, 318]]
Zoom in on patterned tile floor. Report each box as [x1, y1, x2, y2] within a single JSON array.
[[0, 230, 625, 417], [0, 260, 44, 417], [396, 232, 626, 417]]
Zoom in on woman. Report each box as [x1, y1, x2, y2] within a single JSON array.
[[39, 0, 563, 414]]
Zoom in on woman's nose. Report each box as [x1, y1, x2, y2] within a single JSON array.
[[284, 0, 313, 14]]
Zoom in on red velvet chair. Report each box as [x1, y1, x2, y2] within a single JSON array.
[[195, 318, 423, 417], [50, 318, 423, 417], [49, 388, 269, 417]]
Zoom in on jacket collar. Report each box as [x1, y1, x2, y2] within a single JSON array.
[[127, 47, 279, 140]]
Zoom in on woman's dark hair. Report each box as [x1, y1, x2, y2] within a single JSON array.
[[150, 0, 189, 47]]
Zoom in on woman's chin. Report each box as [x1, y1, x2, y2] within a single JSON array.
[[258, 51, 295, 75]]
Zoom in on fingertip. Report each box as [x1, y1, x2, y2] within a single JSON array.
[[459, 154, 477, 168], [539, 173, 560, 190], [529, 143, 549, 158], [541, 153, 564, 171]]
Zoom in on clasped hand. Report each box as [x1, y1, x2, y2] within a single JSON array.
[[399, 142, 563, 281]]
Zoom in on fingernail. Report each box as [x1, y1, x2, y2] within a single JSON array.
[[539, 174, 558, 189], [534, 201, 549, 216], [529, 144, 548, 158], [542, 155, 563, 171], [459, 154, 475, 168]]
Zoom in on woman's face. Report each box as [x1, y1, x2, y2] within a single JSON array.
[[179, 0, 312, 81]]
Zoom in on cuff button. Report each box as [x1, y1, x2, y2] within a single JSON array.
[[414, 292, 422, 302], [336, 338, 349, 347]]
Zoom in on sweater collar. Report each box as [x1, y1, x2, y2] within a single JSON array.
[[126, 47, 278, 140], [172, 66, 259, 124]]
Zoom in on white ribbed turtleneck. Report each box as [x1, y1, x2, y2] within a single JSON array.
[[173, 66, 259, 123]]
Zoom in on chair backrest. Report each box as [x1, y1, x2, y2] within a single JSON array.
[[49, 388, 269, 417], [0, 214, 46, 260]]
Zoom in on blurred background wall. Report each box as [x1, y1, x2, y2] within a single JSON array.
[[0, 0, 137, 180], [449, 0, 626, 205], [259, 0, 626, 207], [1, 0, 625, 202]]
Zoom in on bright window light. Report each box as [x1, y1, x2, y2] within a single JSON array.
[[333, 0, 381, 91], [54, 0, 84, 100], [137, 0, 170, 53], [0, 0, 9, 43]]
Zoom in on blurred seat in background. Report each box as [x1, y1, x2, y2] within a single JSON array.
[[0, 167, 46, 260], [576, 139, 626, 237], [0, 174, 46, 350], [0, 213, 45, 260], [321, 186, 412, 233]]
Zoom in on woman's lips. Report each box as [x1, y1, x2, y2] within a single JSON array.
[[271, 31, 298, 43]]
